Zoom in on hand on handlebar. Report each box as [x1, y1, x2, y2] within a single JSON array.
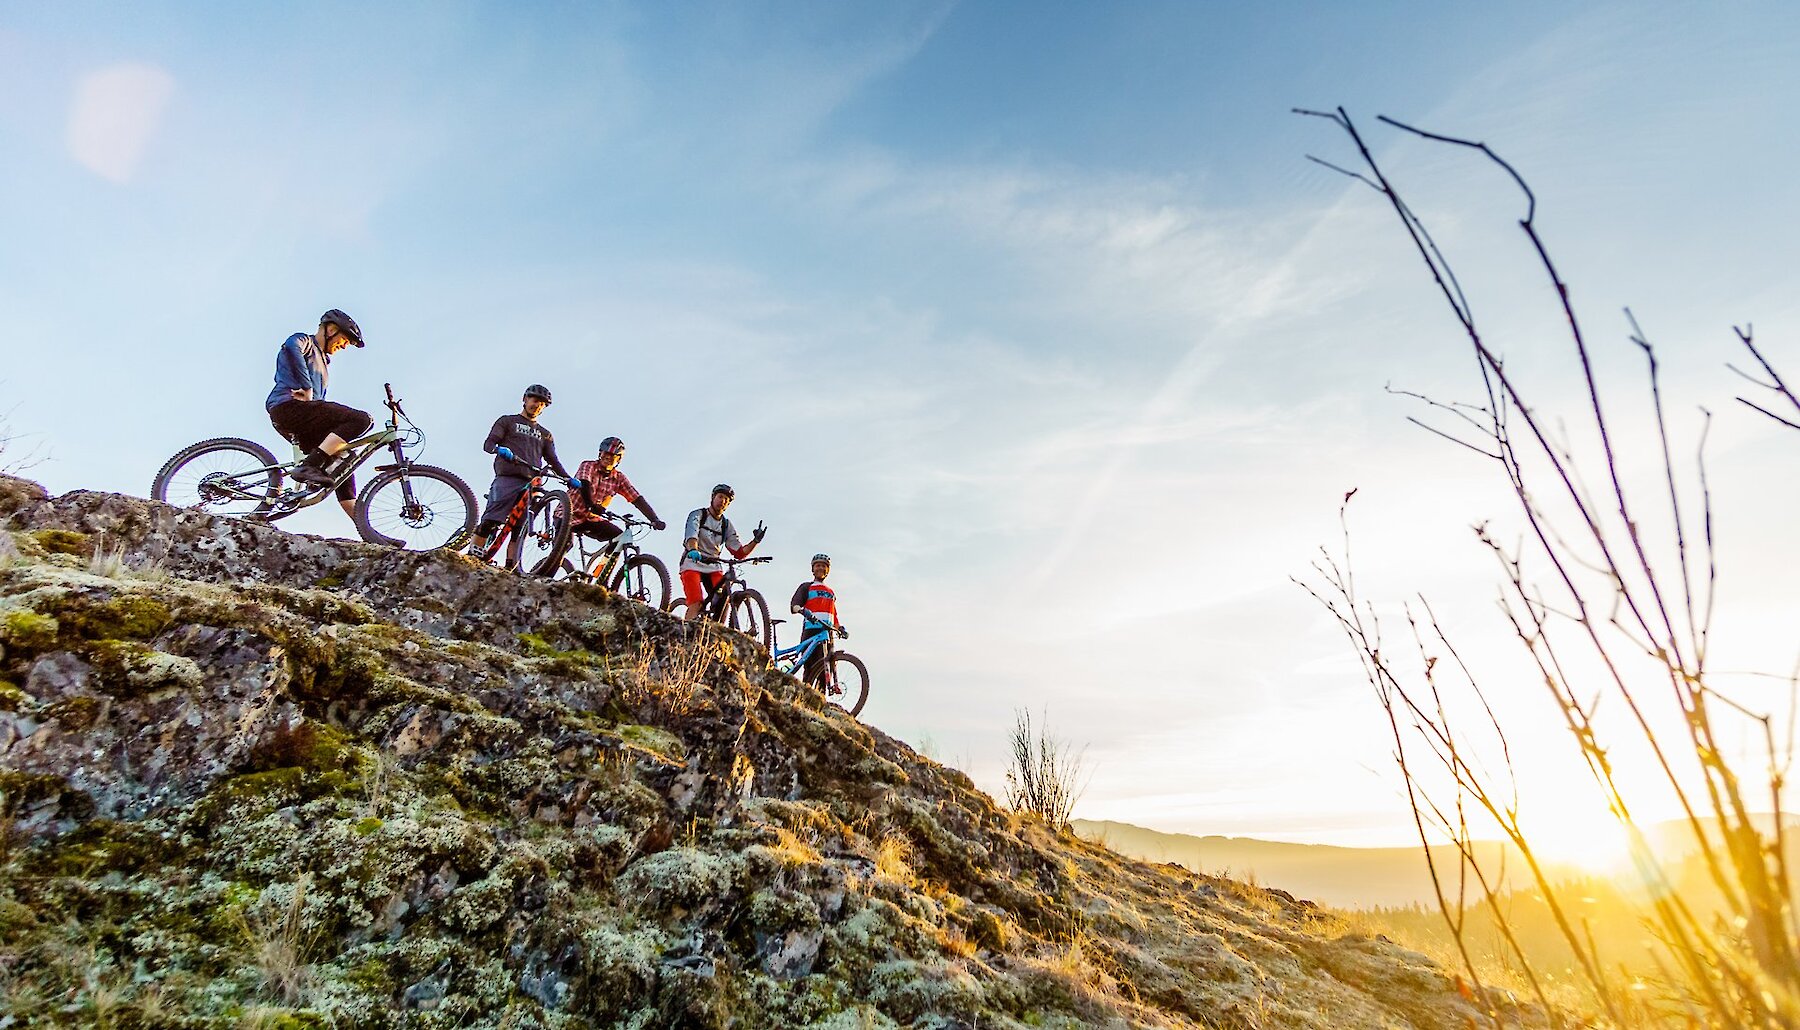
[[837, 625, 849, 639], [496, 445, 516, 462], [567, 477, 583, 491], [652, 518, 667, 531], [686, 549, 704, 562]]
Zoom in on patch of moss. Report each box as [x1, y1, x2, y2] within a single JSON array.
[[19, 818, 194, 877], [84, 640, 203, 697], [0, 610, 59, 652], [615, 723, 685, 761], [42, 694, 102, 732], [355, 817, 384, 836], [0, 678, 30, 711], [0, 770, 67, 810], [30, 529, 89, 556], [969, 907, 1010, 952], [314, 568, 349, 589]]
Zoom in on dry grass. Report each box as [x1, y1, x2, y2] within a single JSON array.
[[873, 831, 915, 886], [233, 874, 317, 1007], [766, 825, 825, 869]]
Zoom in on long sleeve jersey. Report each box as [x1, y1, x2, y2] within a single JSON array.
[[483, 414, 569, 479], [265, 333, 330, 411]]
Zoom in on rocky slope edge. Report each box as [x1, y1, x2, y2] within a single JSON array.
[[0, 475, 1529, 1029]]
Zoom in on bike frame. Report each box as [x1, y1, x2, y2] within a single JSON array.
[[569, 510, 652, 581], [205, 384, 417, 516], [475, 467, 559, 571], [689, 556, 762, 621], [773, 616, 847, 692]]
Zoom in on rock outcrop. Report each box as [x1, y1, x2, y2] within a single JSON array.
[[0, 475, 1533, 1028]]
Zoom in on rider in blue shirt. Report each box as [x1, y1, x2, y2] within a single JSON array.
[[265, 309, 372, 519]]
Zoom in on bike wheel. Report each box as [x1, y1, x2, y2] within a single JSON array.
[[728, 589, 773, 650], [668, 599, 688, 619], [151, 437, 283, 518], [609, 553, 672, 611], [354, 465, 478, 551], [515, 489, 572, 577], [826, 651, 870, 718]]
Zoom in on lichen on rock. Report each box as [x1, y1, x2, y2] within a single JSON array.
[[0, 474, 1535, 1029]]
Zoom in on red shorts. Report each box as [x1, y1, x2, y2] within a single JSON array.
[[679, 570, 724, 610]]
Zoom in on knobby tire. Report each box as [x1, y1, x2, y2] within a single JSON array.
[[151, 437, 284, 519], [354, 465, 477, 551]]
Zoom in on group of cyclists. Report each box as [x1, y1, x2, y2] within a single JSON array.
[[265, 309, 848, 686]]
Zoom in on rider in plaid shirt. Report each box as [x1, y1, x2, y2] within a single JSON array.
[[569, 436, 665, 543]]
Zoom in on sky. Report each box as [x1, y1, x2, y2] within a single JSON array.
[[3, 1, 1798, 850]]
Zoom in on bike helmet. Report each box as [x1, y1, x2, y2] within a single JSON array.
[[811, 553, 831, 565], [523, 384, 552, 403], [711, 483, 735, 499], [598, 436, 625, 458], [320, 308, 364, 347]]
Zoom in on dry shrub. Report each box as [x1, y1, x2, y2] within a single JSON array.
[[1300, 106, 1800, 1027], [1004, 708, 1090, 831]]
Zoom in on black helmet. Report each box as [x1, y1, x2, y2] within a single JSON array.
[[598, 436, 625, 458], [523, 384, 552, 403], [711, 483, 735, 499], [320, 308, 364, 347]]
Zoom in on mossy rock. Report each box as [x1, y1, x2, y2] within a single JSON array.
[[0, 474, 48, 518], [969, 907, 1010, 953], [0, 678, 28, 711], [85, 640, 203, 697], [0, 610, 59, 652], [17, 818, 194, 877], [42, 694, 103, 731], [30, 528, 90, 556]]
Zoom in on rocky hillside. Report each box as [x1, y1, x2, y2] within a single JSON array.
[[0, 475, 1533, 1029]]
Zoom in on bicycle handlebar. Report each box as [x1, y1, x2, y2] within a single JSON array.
[[691, 554, 772, 567]]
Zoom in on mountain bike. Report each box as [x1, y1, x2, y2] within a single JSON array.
[[773, 614, 870, 717], [469, 463, 571, 576], [151, 383, 476, 550], [559, 510, 672, 610], [670, 555, 774, 649]]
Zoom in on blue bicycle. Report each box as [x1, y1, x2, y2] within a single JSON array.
[[773, 614, 869, 717]]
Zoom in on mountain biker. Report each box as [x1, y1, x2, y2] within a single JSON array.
[[679, 483, 765, 619], [790, 553, 847, 687], [466, 384, 580, 555], [264, 309, 372, 518], [569, 436, 666, 541]]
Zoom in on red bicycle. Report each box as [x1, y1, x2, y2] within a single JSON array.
[[470, 463, 571, 576]]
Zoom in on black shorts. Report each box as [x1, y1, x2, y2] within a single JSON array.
[[269, 399, 373, 502]]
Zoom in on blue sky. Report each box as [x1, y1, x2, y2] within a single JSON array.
[[4, 1, 1798, 847]]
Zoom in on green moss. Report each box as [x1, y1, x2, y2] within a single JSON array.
[[354, 817, 384, 836], [20, 818, 193, 876], [42, 694, 102, 731], [35, 592, 173, 642], [0, 771, 66, 810], [314, 568, 349, 589], [0, 679, 29, 711], [30, 529, 89, 556], [0, 610, 59, 652], [84, 640, 203, 697], [615, 723, 685, 761], [969, 908, 1010, 952]]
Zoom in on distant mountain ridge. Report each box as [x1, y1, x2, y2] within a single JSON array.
[[1074, 814, 1800, 911], [1073, 820, 1500, 909]]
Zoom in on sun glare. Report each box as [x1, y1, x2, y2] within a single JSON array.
[[1519, 806, 1637, 877]]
